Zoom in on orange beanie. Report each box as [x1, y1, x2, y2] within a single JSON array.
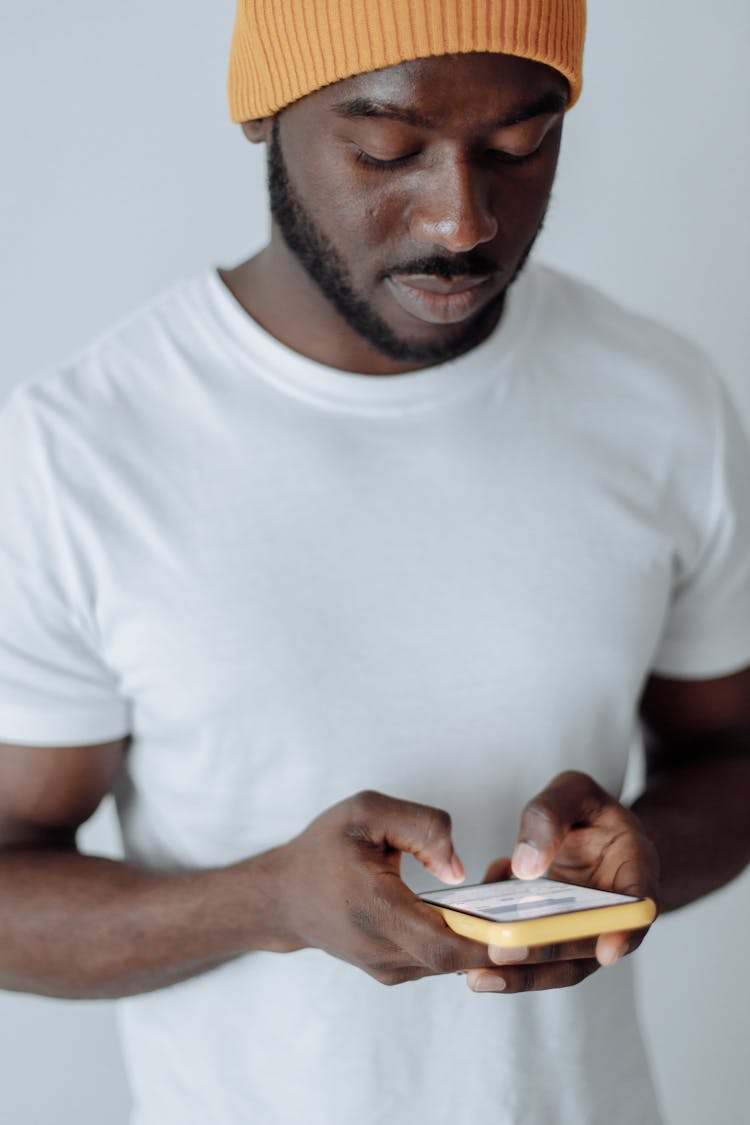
[[227, 0, 587, 123]]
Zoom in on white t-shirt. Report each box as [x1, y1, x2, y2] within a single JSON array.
[[1, 264, 749, 1125]]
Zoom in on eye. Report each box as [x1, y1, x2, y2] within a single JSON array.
[[487, 144, 543, 166], [352, 137, 547, 172], [354, 148, 416, 172]]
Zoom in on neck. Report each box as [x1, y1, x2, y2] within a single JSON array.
[[219, 236, 442, 376]]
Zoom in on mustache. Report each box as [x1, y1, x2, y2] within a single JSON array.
[[381, 253, 500, 281]]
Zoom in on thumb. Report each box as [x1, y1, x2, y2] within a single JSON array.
[[345, 790, 465, 885], [511, 771, 609, 880]]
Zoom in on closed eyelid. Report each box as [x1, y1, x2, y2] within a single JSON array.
[[492, 113, 559, 145], [350, 127, 550, 168], [344, 111, 559, 158], [345, 112, 560, 170], [354, 148, 416, 171]]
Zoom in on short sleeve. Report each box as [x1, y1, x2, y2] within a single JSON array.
[[0, 382, 130, 746], [652, 375, 750, 679]]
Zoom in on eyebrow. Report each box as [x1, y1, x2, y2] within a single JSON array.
[[330, 90, 568, 131]]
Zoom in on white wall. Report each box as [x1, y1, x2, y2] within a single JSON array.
[[1, 2, 748, 1122]]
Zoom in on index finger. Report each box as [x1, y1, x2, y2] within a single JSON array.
[[383, 883, 497, 975]]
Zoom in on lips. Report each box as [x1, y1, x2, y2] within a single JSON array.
[[396, 274, 492, 295], [385, 273, 497, 325]]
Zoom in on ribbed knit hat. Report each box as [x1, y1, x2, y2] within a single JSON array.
[[227, 1, 587, 123]]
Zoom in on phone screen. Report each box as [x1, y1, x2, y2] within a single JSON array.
[[419, 877, 641, 922]]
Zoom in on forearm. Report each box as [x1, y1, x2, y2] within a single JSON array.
[[630, 750, 750, 913], [0, 845, 294, 1000]]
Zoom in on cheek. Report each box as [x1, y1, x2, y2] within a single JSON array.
[[308, 163, 397, 252], [494, 162, 559, 240], [360, 192, 406, 251], [491, 130, 561, 231], [332, 172, 404, 240], [324, 182, 407, 275]]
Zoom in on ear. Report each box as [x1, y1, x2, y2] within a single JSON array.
[[242, 118, 273, 144]]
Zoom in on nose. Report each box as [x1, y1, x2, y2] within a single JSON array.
[[406, 155, 498, 253]]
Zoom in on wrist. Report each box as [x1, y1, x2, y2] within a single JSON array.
[[223, 842, 304, 955]]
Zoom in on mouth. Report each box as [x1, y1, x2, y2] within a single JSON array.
[[385, 273, 497, 325]]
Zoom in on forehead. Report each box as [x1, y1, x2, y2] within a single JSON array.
[[296, 52, 569, 129]]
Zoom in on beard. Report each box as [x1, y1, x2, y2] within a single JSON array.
[[266, 117, 544, 366]]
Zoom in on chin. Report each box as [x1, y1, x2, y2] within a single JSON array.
[[367, 297, 506, 365]]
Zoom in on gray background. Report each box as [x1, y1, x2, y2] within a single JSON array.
[[1, 2, 748, 1122]]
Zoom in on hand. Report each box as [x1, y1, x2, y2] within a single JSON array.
[[274, 790, 496, 985], [466, 771, 660, 995]]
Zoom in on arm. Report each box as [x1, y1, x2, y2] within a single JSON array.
[[465, 665, 750, 995], [0, 737, 297, 999], [0, 741, 493, 1000], [631, 665, 750, 912]]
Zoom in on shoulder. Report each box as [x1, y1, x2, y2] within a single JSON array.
[[0, 270, 226, 519], [1, 271, 219, 436], [525, 263, 727, 431], [530, 264, 714, 375]]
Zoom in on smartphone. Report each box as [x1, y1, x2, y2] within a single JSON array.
[[419, 877, 656, 948]]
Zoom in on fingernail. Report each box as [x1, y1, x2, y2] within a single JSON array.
[[598, 943, 623, 967], [450, 854, 466, 883], [473, 974, 507, 993], [513, 843, 543, 879], [489, 945, 528, 964]]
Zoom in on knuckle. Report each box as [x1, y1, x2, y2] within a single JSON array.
[[423, 806, 452, 845], [344, 791, 387, 845], [348, 790, 381, 820], [425, 943, 460, 974], [522, 797, 558, 828], [516, 964, 536, 993], [369, 966, 393, 985], [372, 966, 410, 987], [554, 770, 609, 809], [554, 769, 594, 789]]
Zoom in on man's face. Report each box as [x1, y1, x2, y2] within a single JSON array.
[[256, 53, 568, 366]]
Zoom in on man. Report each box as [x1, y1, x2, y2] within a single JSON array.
[[0, 2, 748, 1123]]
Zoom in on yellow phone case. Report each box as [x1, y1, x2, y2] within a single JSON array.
[[431, 897, 657, 948]]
